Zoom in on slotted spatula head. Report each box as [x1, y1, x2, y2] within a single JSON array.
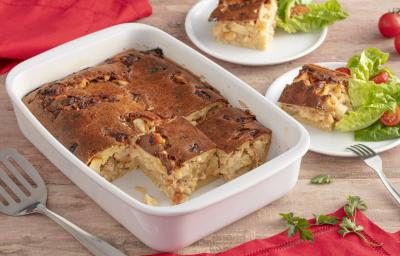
[[0, 148, 47, 216]]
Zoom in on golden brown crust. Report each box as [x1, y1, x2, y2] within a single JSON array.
[[301, 64, 350, 83], [137, 117, 216, 173], [25, 88, 159, 163], [279, 80, 328, 109], [23, 48, 225, 164], [122, 49, 227, 119], [197, 107, 271, 153], [279, 64, 350, 109], [209, 0, 270, 22]]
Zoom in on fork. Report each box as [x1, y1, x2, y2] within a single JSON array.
[[347, 144, 400, 204], [0, 148, 127, 256]]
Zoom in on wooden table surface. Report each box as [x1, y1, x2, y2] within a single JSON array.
[[1, 1, 399, 255]]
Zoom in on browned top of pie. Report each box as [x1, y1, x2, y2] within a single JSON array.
[[278, 64, 350, 109], [119, 49, 227, 119], [197, 107, 271, 153], [23, 48, 225, 163], [300, 64, 350, 83], [24, 79, 160, 163], [209, 0, 270, 22], [137, 117, 216, 173]]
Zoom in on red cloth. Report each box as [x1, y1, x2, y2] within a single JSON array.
[[153, 208, 400, 256], [0, 0, 152, 74]]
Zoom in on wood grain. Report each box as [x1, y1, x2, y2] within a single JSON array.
[[0, 0, 399, 255]]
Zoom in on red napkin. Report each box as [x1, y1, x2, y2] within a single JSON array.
[[0, 0, 152, 74], [152, 208, 400, 256]]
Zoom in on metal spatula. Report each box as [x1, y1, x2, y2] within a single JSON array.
[[0, 148, 127, 256]]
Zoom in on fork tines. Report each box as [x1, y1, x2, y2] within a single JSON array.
[[347, 144, 377, 159]]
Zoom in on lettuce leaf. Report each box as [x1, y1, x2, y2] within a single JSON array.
[[347, 48, 392, 81], [334, 48, 400, 132], [276, 0, 348, 33], [355, 122, 400, 141], [335, 103, 394, 132], [335, 79, 399, 132], [348, 79, 400, 108]]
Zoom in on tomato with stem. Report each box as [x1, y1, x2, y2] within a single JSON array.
[[378, 9, 400, 38]]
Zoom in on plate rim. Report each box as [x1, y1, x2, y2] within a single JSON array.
[[265, 61, 400, 157], [184, 0, 328, 66]]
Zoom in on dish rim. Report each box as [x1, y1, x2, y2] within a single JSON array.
[[6, 23, 310, 216]]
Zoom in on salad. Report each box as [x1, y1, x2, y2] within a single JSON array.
[[276, 0, 348, 33], [335, 48, 400, 141]]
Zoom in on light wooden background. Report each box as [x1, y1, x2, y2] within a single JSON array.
[[0, 0, 399, 255]]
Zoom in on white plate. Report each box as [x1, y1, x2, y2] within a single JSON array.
[[265, 62, 400, 157], [185, 0, 327, 66]]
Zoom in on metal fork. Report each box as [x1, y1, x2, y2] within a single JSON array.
[[347, 144, 400, 204], [0, 148, 126, 256]]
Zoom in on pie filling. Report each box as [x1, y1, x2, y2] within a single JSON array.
[[211, 0, 278, 50]]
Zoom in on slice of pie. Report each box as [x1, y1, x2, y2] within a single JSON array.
[[208, 0, 278, 50], [135, 117, 218, 204], [197, 107, 272, 180], [278, 64, 351, 131]]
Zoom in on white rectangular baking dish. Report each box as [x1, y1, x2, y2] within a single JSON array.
[[6, 23, 309, 252]]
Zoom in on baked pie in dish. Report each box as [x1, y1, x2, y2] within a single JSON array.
[[23, 48, 272, 204]]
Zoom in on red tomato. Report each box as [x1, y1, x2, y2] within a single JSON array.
[[371, 71, 389, 84], [395, 35, 400, 54], [380, 106, 400, 126], [378, 11, 400, 38], [335, 67, 351, 75]]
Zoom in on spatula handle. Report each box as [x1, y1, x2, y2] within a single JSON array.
[[33, 203, 127, 256]]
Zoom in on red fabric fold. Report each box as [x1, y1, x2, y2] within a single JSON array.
[[0, 0, 152, 74], [152, 208, 400, 256]]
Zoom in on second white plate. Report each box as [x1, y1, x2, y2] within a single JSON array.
[[265, 62, 400, 157], [185, 0, 327, 66]]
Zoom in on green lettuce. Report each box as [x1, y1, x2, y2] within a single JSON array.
[[347, 48, 393, 81], [276, 0, 348, 33], [335, 103, 394, 132], [348, 79, 400, 108], [335, 79, 399, 132], [334, 48, 400, 132], [355, 122, 400, 141]]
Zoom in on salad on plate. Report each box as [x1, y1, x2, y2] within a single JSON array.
[[335, 48, 400, 141]]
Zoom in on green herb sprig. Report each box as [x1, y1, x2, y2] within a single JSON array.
[[338, 196, 382, 247], [280, 212, 337, 242], [310, 174, 332, 184], [280, 195, 382, 247]]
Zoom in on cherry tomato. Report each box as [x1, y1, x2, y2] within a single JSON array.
[[395, 35, 400, 54], [380, 106, 400, 126], [378, 10, 400, 38], [371, 71, 389, 84], [335, 67, 351, 75], [291, 5, 310, 17]]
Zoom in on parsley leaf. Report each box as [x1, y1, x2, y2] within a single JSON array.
[[338, 217, 363, 237], [280, 212, 313, 242], [344, 195, 368, 217], [310, 174, 331, 184], [338, 217, 381, 247], [313, 214, 338, 225]]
